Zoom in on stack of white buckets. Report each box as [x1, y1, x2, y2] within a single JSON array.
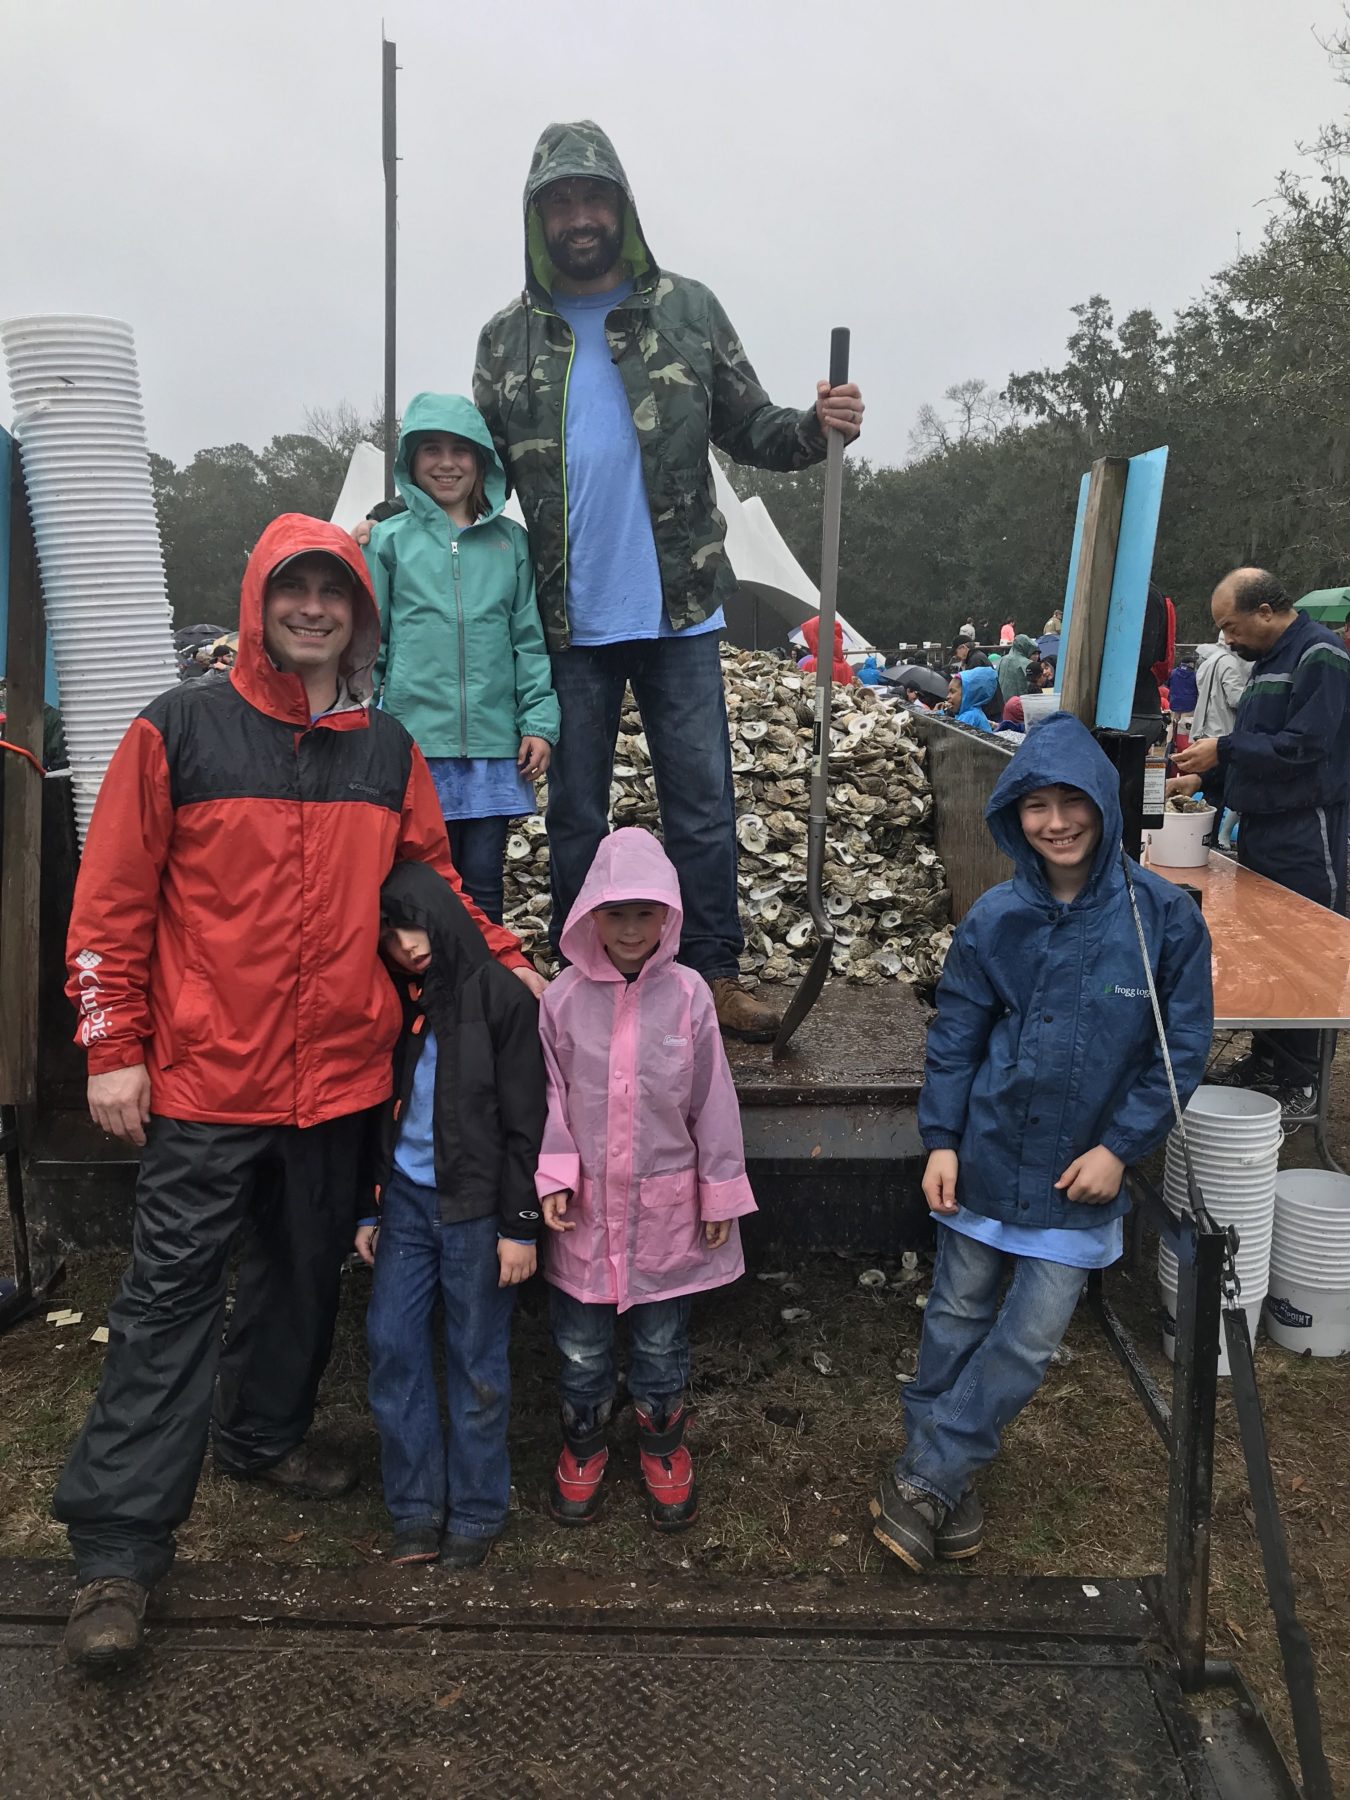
[[1267, 1169, 1350, 1356], [1158, 1086, 1280, 1376], [1, 314, 178, 843]]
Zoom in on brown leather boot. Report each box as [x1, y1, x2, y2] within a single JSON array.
[[64, 1578, 148, 1669], [711, 976, 781, 1044], [246, 1441, 358, 1499]]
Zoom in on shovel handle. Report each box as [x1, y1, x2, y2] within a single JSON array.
[[829, 328, 850, 390]]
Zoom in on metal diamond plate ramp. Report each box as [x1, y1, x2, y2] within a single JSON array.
[[0, 1566, 1296, 1800]]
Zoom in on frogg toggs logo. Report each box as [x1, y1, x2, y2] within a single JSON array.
[[73, 949, 110, 1043]]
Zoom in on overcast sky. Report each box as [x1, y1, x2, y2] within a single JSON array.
[[3, 0, 1343, 471]]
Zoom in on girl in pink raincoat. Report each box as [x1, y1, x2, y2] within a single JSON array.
[[536, 828, 756, 1532]]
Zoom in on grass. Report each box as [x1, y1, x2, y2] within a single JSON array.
[[2, 1052, 1349, 1787]]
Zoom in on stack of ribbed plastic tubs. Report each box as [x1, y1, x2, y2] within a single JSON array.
[[2, 314, 177, 842], [1158, 1086, 1280, 1375]]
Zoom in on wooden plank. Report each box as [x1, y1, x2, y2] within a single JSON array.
[[0, 451, 46, 1105], [1147, 853, 1350, 1029], [1059, 455, 1128, 724]]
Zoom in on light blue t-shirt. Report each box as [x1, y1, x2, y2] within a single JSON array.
[[940, 1207, 1123, 1271], [553, 280, 723, 646], [392, 1027, 438, 1188]]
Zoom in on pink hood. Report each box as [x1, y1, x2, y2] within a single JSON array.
[[559, 828, 684, 980]]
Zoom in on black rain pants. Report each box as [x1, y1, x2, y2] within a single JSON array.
[[53, 1113, 364, 1586]]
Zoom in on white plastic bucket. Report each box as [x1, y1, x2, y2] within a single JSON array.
[[1263, 1170, 1350, 1356], [1145, 807, 1216, 867], [1264, 1284, 1350, 1357], [1020, 692, 1060, 731], [1185, 1087, 1283, 1128]]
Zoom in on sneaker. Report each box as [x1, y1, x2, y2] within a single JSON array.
[[64, 1578, 148, 1669], [934, 1487, 984, 1560], [549, 1408, 610, 1526], [635, 1403, 698, 1532], [246, 1441, 358, 1500], [711, 977, 781, 1044], [870, 1472, 946, 1573], [440, 1533, 495, 1570], [1210, 1053, 1276, 1090], [389, 1527, 440, 1566], [1273, 1084, 1319, 1122]]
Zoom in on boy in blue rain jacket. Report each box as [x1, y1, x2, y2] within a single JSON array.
[[871, 713, 1213, 1572]]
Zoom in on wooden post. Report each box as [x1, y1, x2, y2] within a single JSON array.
[[1059, 456, 1128, 724], [0, 453, 45, 1105]]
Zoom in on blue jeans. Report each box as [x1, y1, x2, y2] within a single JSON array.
[[546, 635, 742, 978], [897, 1225, 1086, 1512], [446, 816, 511, 925], [548, 1286, 691, 1429], [366, 1174, 515, 1538]]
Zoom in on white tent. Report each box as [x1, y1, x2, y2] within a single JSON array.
[[332, 442, 871, 653]]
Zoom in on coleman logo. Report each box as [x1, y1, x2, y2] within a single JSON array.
[[663, 1034, 688, 1047], [74, 950, 110, 1043]]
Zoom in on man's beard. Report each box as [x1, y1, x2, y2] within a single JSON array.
[[1231, 643, 1261, 662], [546, 222, 623, 281]]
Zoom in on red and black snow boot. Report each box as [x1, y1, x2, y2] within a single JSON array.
[[635, 1403, 698, 1532], [549, 1408, 609, 1526]]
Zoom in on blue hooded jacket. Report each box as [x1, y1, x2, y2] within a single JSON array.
[[918, 712, 1213, 1229], [954, 665, 996, 731]]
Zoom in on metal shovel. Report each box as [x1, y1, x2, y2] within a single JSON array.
[[772, 327, 850, 1061]]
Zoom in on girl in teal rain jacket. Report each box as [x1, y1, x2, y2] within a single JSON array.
[[365, 393, 560, 922]]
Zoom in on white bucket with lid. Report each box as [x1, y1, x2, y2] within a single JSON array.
[[1020, 692, 1060, 731]]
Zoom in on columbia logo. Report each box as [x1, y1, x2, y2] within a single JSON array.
[[75, 950, 103, 970], [347, 781, 380, 797]]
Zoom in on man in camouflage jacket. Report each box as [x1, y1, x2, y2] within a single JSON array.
[[474, 120, 864, 1040]]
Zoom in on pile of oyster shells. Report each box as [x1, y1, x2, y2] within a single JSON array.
[[501, 647, 952, 987]]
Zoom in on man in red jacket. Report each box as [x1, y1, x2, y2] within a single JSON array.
[[56, 515, 543, 1669]]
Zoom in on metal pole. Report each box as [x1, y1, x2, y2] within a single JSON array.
[[382, 35, 397, 502], [1164, 1208, 1224, 1690]]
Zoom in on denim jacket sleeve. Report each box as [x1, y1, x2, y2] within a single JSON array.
[[1100, 892, 1214, 1166], [917, 920, 1002, 1152]]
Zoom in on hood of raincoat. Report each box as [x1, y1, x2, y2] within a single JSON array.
[[1011, 633, 1037, 659], [232, 514, 380, 725], [560, 828, 684, 980], [984, 711, 1123, 908], [379, 858, 491, 1003], [393, 392, 507, 529], [958, 665, 997, 711], [523, 120, 656, 303], [802, 615, 854, 680]]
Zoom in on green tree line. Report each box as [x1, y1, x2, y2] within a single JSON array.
[[154, 44, 1349, 647]]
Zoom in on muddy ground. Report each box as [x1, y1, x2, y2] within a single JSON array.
[[2, 1071, 1347, 1787]]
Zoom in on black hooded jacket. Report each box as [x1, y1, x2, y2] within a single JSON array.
[[373, 861, 546, 1236]]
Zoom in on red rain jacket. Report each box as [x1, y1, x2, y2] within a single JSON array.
[[65, 513, 528, 1128], [800, 615, 855, 684]]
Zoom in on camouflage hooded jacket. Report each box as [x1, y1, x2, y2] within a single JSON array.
[[473, 121, 828, 652]]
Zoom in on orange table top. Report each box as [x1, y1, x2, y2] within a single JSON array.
[[1146, 851, 1350, 1029]]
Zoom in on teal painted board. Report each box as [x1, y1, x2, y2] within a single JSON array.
[[0, 426, 60, 704], [1057, 472, 1090, 663], [1095, 446, 1168, 730]]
